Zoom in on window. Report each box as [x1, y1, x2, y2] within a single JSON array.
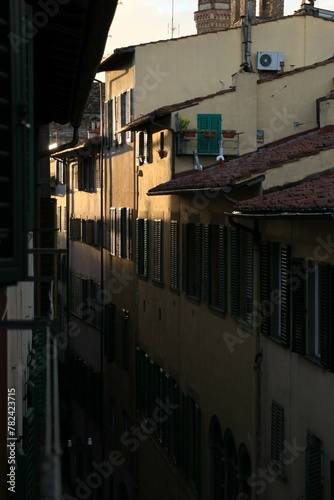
[[56, 160, 64, 185], [82, 219, 95, 245], [122, 309, 130, 370], [305, 432, 323, 500], [136, 218, 149, 278], [118, 207, 131, 259], [170, 220, 179, 291], [77, 155, 96, 192], [271, 401, 285, 474], [230, 227, 254, 325], [57, 206, 62, 231], [197, 114, 222, 154], [153, 219, 163, 283], [70, 218, 82, 241], [260, 241, 291, 345], [110, 208, 116, 255], [182, 223, 202, 300], [181, 394, 201, 494], [203, 224, 227, 312], [136, 131, 153, 165]]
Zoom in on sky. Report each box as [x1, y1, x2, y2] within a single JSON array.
[[103, 0, 333, 57]]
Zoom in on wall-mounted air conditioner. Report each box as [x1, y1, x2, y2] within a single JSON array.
[[257, 51, 284, 71]]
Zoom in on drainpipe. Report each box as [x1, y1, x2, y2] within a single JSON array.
[[149, 115, 176, 178], [245, 0, 253, 69]]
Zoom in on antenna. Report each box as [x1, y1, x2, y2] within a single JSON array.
[[169, 0, 180, 38]]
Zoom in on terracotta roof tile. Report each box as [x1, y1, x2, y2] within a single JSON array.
[[148, 126, 334, 195], [234, 169, 334, 214]]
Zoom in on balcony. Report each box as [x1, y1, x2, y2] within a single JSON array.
[[176, 130, 240, 157]]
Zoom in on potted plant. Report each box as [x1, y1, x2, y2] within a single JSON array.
[[223, 129, 236, 138], [202, 130, 216, 138], [179, 115, 196, 138]]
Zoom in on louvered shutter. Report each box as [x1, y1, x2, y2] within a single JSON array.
[[117, 95, 123, 145], [181, 393, 190, 479], [319, 263, 330, 368], [104, 101, 109, 147], [260, 243, 271, 336], [125, 89, 132, 143], [271, 401, 284, 472], [182, 224, 189, 294], [194, 223, 202, 300], [153, 219, 163, 282], [292, 258, 306, 354], [95, 154, 101, 189], [135, 218, 143, 275], [126, 207, 131, 260], [218, 225, 227, 313], [197, 114, 221, 154], [143, 218, 149, 277], [118, 207, 123, 257], [230, 227, 240, 318], [110, 207, 116, 255], [305, 433, 322, 500], [171, 379, 180, 465], [245, 232, 254, 325], [104, 302, 115, 362], [203, 224, 211, 303], [280, 245, 291, 348], [170, 220, 179, 290], [194, 404, 201, 495]]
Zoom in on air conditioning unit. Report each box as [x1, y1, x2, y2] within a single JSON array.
[[257, 51, 284, 71]]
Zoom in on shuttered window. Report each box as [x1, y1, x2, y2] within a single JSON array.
[[153, 219, 163, 283], [0, 0, 29, 283], [82, 219, 95, 245], [292, 258, 306, 354], [136, 131, 153, 165], [204, 224, 227, 313], [110, 208, 116, 255], [197, 114, 222, 154], [230, 227, 253, 325], [136, 218, 149, 277], [305, 432, 323, 500], [260, 241, 291, 346], [182, 223, 202, 300], [271, 401, 285, 474], [170, 220, 179, 291], [70, 218, 82, 241], [118, 207, 131, 259]]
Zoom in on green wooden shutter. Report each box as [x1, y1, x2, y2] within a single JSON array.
[[292, 258, 306, 354], [104, 302, 116, 362], [182, 224, 189, 294], [194, 404, 201, 495], [181, 393, 189, 479], [110, 207, 116, 255], [305, 433, 322, 500], [143, 218, 149, 277], [271, 401, 284, 472], [194, 223, 202, 300], [126, 207, 131, 259], [118, 207, 123, 257], [218, 225, 228, 313], [280, 245, 291, 348], [230, 227, 240, 318], [197, 114, 221, 154], [319, 263, 330, 368], [245, 232, 254, 325], [153, 219, 163, 283], [203, 224, 211, 304], [136, 218, 148, 277], [170, 220, 179, 290], [260, 243, 271, 336]]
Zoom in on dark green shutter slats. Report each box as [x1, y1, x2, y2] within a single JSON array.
[[271, 401, 284, 471], [104, 303, 116, 361], [153, 219, 163, 282], [218, 225, 227, 313], [182, 224, 189, 294], [170, 220, 179, 290], [203, 224, 211, 303], [305, 433, 322, 500], [292, 258, 306, 354], [320, 263, 330, 368], [230, 227, 240, 318], [245, 232, 254, 325], [136, 218, 149, 277], [197, 114, 221, 154], [194, 404, 201, 495], [260, 243, 271, 336], [181, 393, 189, 479], [280, 245, 291, 348], [194, 223, 202, 300]]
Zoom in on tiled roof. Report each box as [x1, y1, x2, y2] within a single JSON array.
[[257, 57, 334, 84], [233, 169, 334, 214], [147, 126, 334, 195]]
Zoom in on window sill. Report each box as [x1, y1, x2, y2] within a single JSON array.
[[302, 354, 323, 368], [208, 304, 225, 316], [169, 286, 180, 295], [152, 279, 164, 288], [235, 317, 253, 334]]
